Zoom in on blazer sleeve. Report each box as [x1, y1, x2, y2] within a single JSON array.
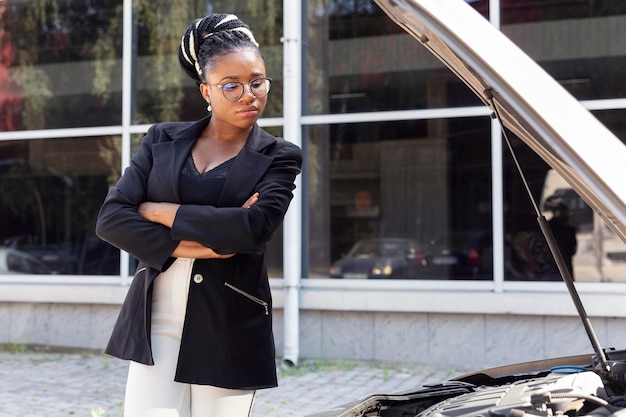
[[95, 124, 179, 271], [170, 139, 303, 254]]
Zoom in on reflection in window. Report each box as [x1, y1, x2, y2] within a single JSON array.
[[307, 117, 493, 280], [594, 109, 626, 143], [500, 0, 626, 25], [322, 0, 488, 40], [0, 137, 121, 275], [501, 3, 626, 101], [133, 2, 284, 124], [2, 249, 52, 274], [329, 237, 426, 280], [0, 0, 123, 130], [502, 132, 626, 283], [305, 1, 481, 116], [307, 0, 626, 110]]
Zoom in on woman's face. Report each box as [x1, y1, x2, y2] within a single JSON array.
[[200, 49, 268, 131]]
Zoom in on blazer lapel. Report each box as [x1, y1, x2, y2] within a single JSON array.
[[150, 116, 211, 203], [152, 140, 194, 203], [218, 125, 276, 207]]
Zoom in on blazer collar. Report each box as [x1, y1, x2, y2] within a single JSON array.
[[161, 115, 209, 144], [161, 116, 276, 152], [152, 117, 277, 206]]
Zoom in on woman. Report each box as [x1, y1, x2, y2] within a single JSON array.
[[96, 13, 302, 417]]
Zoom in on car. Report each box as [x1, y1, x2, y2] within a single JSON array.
[[305, 0, 626, 416], [2, 235, 75, 273], [0, 248, 54, 274], [329, 237, 428, 279], [425, 231, 491, 279]]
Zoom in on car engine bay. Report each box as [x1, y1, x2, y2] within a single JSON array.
[[423, 371, 618, 417], [327, 352, 626, 417]]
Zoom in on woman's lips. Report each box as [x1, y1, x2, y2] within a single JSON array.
[[238, 106, 259, 116]]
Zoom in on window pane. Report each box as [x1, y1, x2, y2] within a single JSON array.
[[502, 143, 579, 282], [0, 0, 123, 130], [502, 2, 626, 100], [594, 109, 626, 141], [466, 1, 490, 19], [503, 109, 626, 282], [0, 137, 121, 275], [305, 1, 481, 115], [133, 2, 284, 124], [307, 117, 493, 280], [501, 0, 626, 25], [260, 126, 285, 277]]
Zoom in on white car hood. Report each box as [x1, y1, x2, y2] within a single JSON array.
[[373, 0, 626, 242]]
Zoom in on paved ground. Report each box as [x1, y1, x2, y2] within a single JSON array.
[[0, 349, 464, 417]]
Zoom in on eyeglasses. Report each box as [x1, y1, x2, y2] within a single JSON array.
[[208, 77, 272, 102]]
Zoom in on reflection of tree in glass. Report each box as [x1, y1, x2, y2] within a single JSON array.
[[131, 0, 284, 123], [0, 162, 47, 244], [1, 0, 286, 127], [97, 136, 122, 187], [1, 0, 125, 130]]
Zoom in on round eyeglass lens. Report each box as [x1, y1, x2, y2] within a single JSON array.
[[221, 78, 271, 101], [222, 83, 243, 101], [250, 78, 271, 97]]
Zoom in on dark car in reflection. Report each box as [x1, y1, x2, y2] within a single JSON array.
[[425, 231, 491, 279], [329, 238, 427, 279], [0, 248, 54, 274]]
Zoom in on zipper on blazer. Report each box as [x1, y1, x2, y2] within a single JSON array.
[[224, 282, 269, 315]]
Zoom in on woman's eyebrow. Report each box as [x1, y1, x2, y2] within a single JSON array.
[[217, 72, 266, 83]]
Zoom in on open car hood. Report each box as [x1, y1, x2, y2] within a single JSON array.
[[373, 0, 626, 243]]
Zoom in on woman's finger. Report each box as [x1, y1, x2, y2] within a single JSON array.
[[242, 192, 260, 208]]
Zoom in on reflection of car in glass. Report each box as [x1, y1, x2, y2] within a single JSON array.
[[540, 169, 626, 282], [329, 238, 427, 279], [0, 248, 54, 274], [1, 235, 118, 275], [2, 236, 74, 274], [425, 231, 490, 279], [306, 0, 626, 416]]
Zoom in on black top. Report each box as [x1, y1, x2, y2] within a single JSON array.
[[179, 154, 233, 205]]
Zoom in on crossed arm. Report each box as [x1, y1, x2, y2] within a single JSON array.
[[138, 192, 260, 259]]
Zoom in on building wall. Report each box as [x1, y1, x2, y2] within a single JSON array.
[[3, 296, 625, 370], [289, 312, 626, 369], [1, 302, 118, 351]]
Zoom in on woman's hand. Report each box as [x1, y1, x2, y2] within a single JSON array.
[[242, 192, 259, 209], [172, 240, 235, 259], [139, 193, 258, 227], [138, 202, 180, 228], [145, 192, 259, 258]]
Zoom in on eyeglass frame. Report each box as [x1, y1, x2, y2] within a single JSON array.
[[206, 77, 272, 102]]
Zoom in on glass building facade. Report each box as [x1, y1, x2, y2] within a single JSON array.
[[1, 0, 626, 288]]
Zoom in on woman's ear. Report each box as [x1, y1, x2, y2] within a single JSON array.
[[199, 83, 210, 102], [199, 83, 212, 112]]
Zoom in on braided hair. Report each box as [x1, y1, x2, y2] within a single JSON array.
[[179, 14, 261, 86]]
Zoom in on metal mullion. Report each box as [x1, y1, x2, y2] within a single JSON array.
[[118, 0, 133, 285]]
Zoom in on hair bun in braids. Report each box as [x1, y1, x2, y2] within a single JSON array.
[[179, 13, 260, 86]]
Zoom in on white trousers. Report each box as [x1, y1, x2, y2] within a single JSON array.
[[123, 258, 255, 417]]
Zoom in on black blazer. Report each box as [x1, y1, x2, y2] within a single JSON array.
[[96, 116, 302, 389]]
